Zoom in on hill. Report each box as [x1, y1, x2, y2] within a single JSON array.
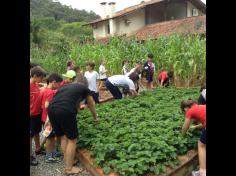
[[30, 0, 100, 22]]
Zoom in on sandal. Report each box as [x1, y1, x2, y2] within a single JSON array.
[[65, 166, 84, 175]]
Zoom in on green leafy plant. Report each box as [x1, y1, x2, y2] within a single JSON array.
[[77, 87, 201, 175]]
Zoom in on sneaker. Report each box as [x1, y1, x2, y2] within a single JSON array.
[[192, 170, 200, 176], [45, 156, 60, 163], [30, 156, 38, 166], [35, 149, 46, 155], [53, 150, 63, 158]]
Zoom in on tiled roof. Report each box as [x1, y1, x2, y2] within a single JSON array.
[[85, 0, 206, 25], [97, 15, 206, 43], [131, 15, 206, 40]]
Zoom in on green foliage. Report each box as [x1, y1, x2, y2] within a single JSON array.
[[31, 35, 205, 86], [59, 22, 93, 40], [77, 88, 201, 176], [30, 0, 100, 22]]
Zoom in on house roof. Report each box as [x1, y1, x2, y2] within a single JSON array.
[[97, 15, 206, 43], [85, 0, 206, 25], [130, 15, 206, 40]]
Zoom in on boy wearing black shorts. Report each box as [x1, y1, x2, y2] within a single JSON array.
[[48, 83, 98, 175], [30, 66, 47, 166]]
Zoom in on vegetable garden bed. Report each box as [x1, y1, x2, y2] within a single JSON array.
[[76, 148, 198, 176], [77, 87, 200, 176]]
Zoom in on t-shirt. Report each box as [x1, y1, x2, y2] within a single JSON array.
[[30, 82, 42, 117], [144, 62, 155, 74], [40, 87, 57, 122], [49, 83, 91, 114], [158, 71, 168, 82], [84, 71, 99, 92], [99, 65, 107, 79], [108, 75, 135, 91], [201, 89, 206, 100], [185, 104, 206, 128]]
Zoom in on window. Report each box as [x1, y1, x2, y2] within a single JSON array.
[[107, 24, 110, 34]]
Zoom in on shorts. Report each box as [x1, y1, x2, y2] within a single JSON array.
[[91, 91, 99, 104], [85, 91, 99, 104], [105, 80, 122, 99], [48, 107, 78, 140], [200, 128, 206, 144], [146, 73, 154, 82], [30, 114, 42, 138], [100, 78, 107, 81], [198, 94, 206, 105]]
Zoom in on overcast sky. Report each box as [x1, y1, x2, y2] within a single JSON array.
[[57, 0, 206, 15]]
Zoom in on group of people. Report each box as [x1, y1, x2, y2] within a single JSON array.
[[30, 64, 98, 174], [30, 53, 206, 176]]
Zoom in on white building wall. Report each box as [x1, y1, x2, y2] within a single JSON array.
[[115, 8, 145, 36]]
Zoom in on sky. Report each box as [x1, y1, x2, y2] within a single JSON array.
[[57, 0, 206, 15]]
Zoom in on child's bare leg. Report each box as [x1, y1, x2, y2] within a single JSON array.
[[46, 138, 56, 153], [34, 134, 41, 151], [198, 140, 206, 170]]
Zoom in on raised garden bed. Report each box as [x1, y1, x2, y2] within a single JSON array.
[[76, 148, 198, 176], [77, 87, 201, 176]]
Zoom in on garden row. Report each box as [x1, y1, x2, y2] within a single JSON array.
[[77, 87, 200, 176]]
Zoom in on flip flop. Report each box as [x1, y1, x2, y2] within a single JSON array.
[[65, 167, 84, 176]]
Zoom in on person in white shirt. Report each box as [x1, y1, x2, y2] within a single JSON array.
[[198, 85, 206, 105], [98, 59, 108, 91], [105, 72, 139, 99], [84, 62, 100, 103], [121, 59, 129, 75]]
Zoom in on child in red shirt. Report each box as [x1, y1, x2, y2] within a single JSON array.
[[180, 99, 206, 176], [40, 73, 63, 163], [158, 71, 173, 87], [30, 66, 46, 166]]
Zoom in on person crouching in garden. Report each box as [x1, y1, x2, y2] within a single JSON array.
[[105, 72, 139, 99], [158, 70, 173, 87], [126, 61, 145, 93], [180, 99, 206, 176], [48, 82, 98, 175]]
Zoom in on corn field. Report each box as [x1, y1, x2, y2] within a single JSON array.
[[31, 34, 206, 87]]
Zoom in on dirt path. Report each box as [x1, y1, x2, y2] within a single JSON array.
[[30, 133, 91, 176]]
